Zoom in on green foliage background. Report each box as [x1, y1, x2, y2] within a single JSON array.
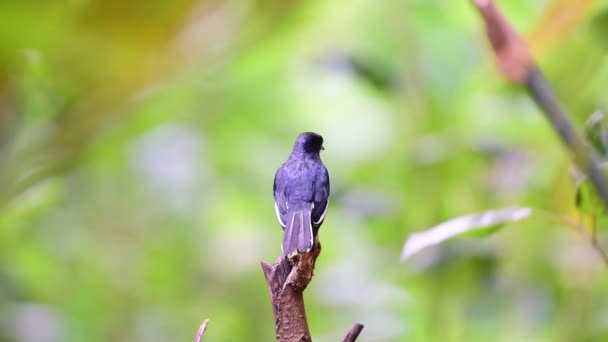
[[2, 0, 608, 341]]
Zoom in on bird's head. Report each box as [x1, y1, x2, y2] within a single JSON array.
[[293, 132, 324, 154]]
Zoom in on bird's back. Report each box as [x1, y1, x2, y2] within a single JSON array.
[[282, 158, 324, 203]]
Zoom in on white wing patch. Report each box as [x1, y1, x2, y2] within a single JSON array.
[[313, 196, 329, 225], [274, 201, 286, 227], [308, 203, 314, 247]]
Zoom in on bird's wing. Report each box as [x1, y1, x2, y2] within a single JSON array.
[[273, 166, 289, 228], [312, 166, 330, 225]]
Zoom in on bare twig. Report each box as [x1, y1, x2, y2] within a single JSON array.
[[194, 319, 209, 342], [589, 214, 608, 265], [471, 0, 608, 210], [525, 69, 608, 207], [342, 323, 365, 342], [534, 209, 608, 266]]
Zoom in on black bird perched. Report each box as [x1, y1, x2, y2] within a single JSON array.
[[273, 132, 330, 255]]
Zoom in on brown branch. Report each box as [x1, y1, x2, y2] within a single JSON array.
[[194, 319, 209, 342], [261, 243, 321, 342], [472, 0, 608, 210], [472, 0, 533, 83], [342, 323, 364, 342], [261, 243, 365, 341]]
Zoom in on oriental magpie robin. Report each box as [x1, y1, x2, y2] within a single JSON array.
[[273, 132, 330, 255]]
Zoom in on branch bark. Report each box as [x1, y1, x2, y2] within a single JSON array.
[[261, 242, 364, 341], [262, 243, 321, 342], [342, 323, 364, 342]]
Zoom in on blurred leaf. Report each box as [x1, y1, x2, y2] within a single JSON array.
[[400, 207, 533, 261], [573, 112, 608, 218], [527, 0, 594, 54], [573, 162, 608, 217], [590, 7, 608, 50], [584, 110, 608, 157]]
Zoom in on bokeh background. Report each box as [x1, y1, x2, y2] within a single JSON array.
[[2, 0, 608, 341]]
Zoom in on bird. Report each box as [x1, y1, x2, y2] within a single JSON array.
[[273, 132, 330, 256]]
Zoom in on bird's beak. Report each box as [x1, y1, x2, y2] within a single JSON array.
[[321, 145, 325, 150]]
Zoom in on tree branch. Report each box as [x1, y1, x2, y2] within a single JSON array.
[[262, 243, 321, 342], [261, 242, 364, 341], [342, 323, 364, 342], [194, 319, 209, 342], [471, 0, 608, 209]]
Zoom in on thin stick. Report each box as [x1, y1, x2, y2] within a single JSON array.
[[194, 319, 209, 342], [534, 209, 608, 266], [342, 323, 365, 342], [589, 215, 608, 265], [525, 69, 608, 206]]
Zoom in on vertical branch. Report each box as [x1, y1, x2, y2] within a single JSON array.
[[261, 243, 321, 342], [261, 242, 364, 341]]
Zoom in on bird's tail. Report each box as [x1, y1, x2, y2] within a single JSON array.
[[282, 205, 313, 256]]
